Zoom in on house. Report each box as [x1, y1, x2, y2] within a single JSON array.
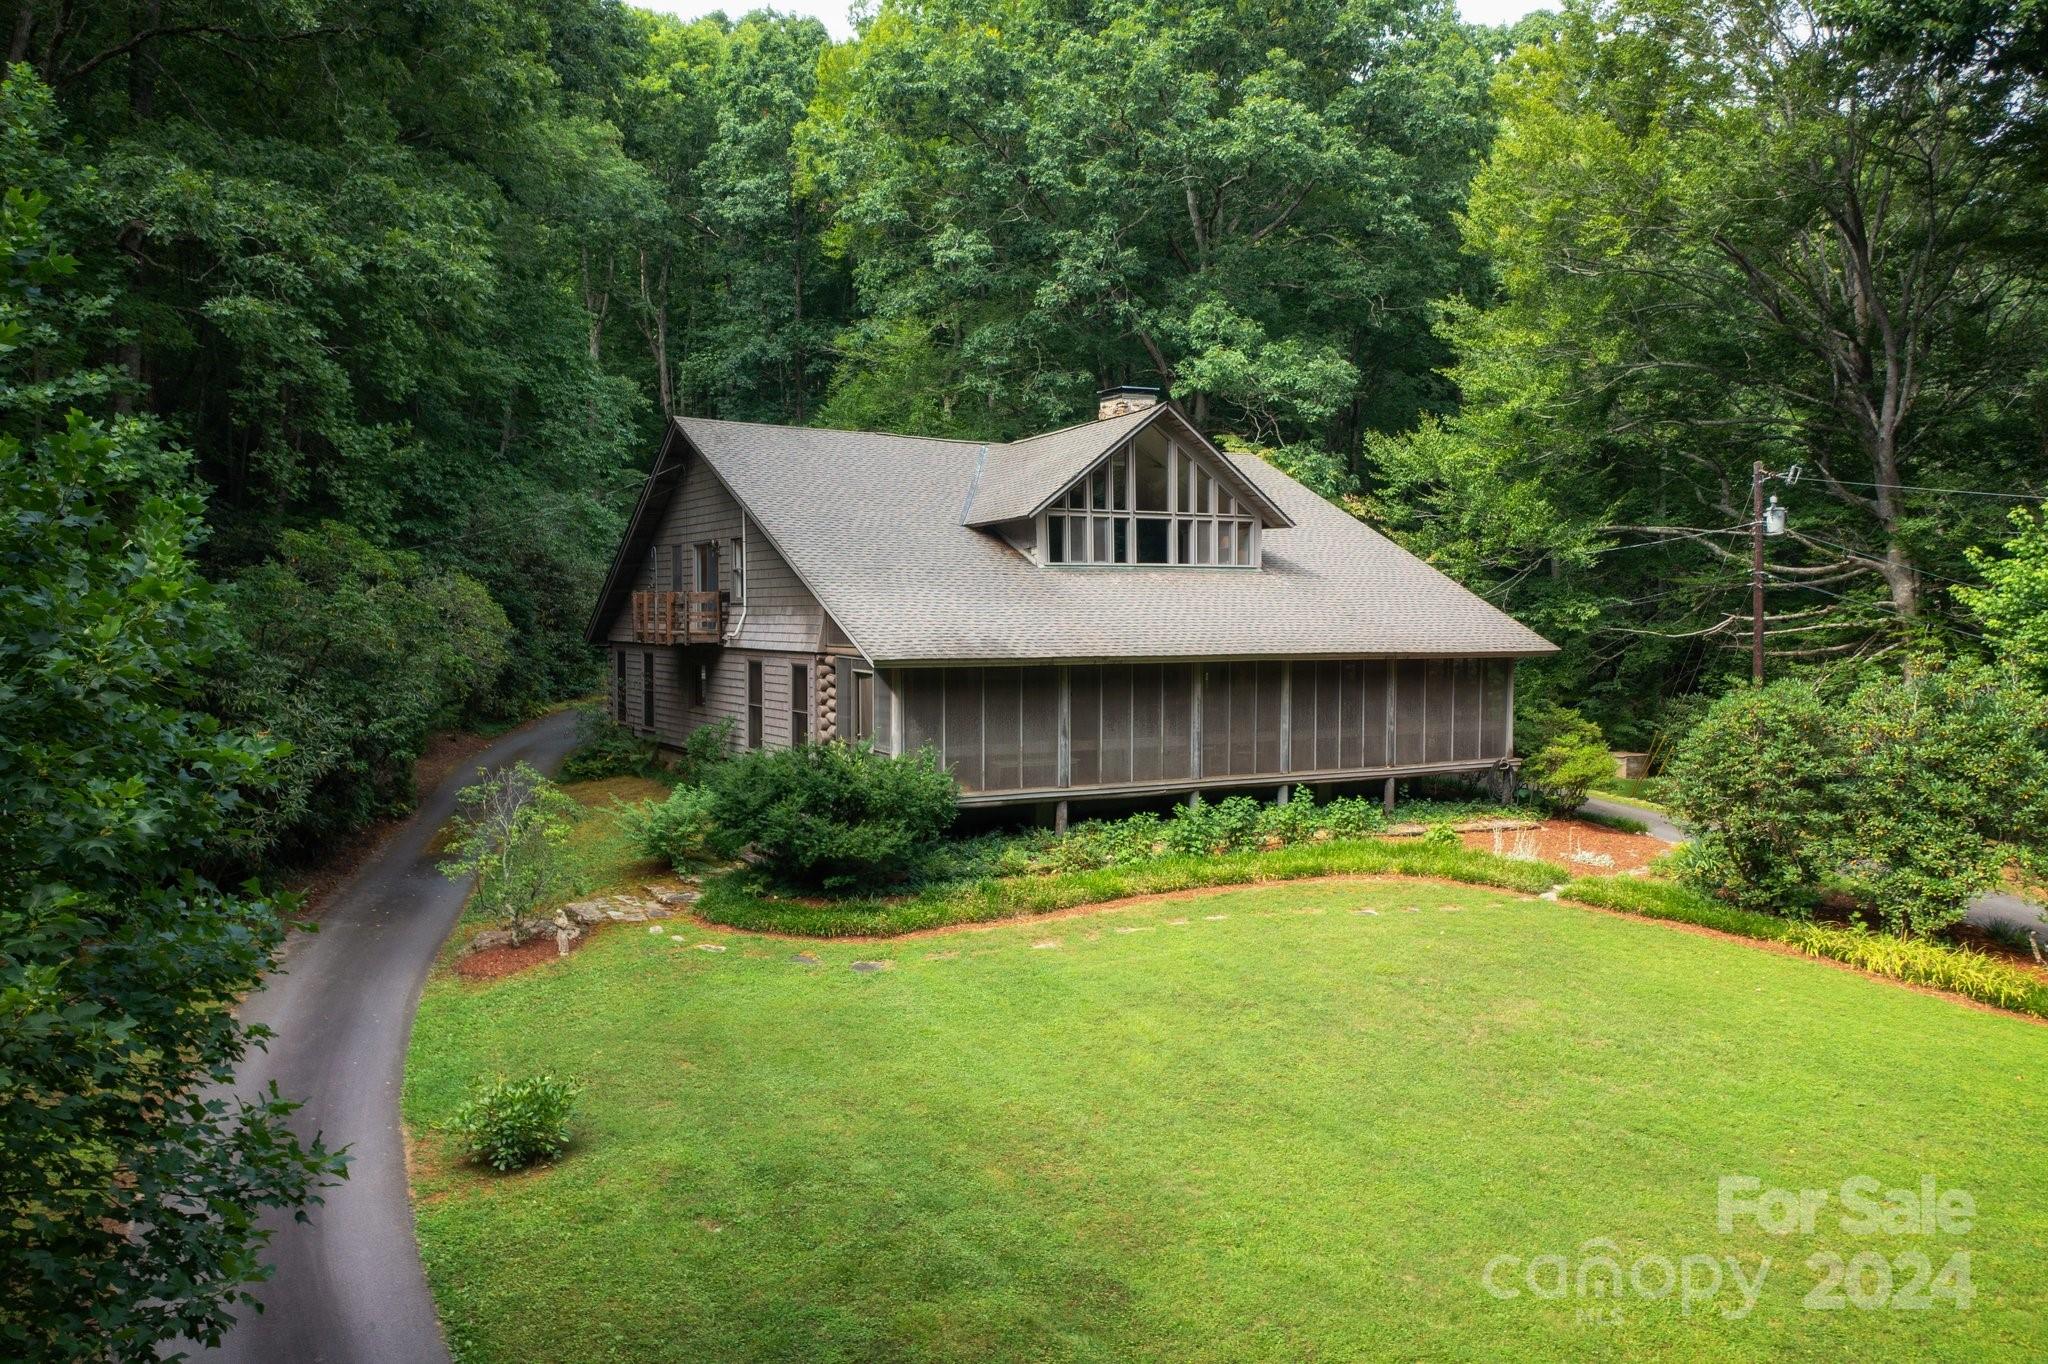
[[586, 388, 1556, 818]]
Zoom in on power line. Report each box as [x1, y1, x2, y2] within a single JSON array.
[[1822, 477, 2045, 503]]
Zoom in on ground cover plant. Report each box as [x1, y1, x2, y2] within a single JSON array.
[[406, 879, 2048, 1363]]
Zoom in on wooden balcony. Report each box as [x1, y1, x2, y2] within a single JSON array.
[[631, 589, 725, 645]]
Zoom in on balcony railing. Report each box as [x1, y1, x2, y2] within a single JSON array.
[[631, 589, 725, 645]]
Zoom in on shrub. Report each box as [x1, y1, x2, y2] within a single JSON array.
[[1420, 822, 1462, 851], [450, 1075, 583, 1172], [440, 762, 582, 940], [1163, 794, 1262, 855], [1320, 795, 1387, 838], [558, 702, 661, 782], [1520, 706, 1614, 815], [675, 717, 737, 785], [1826, 663, 2048, 935], [1256, 791, 1322, 846], [619, 784, 718, 868], [1664, 682, 1843, 916], [708, 742, 957, 892]]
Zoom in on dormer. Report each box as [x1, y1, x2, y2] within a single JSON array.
[[962, 397, 1291, 568]]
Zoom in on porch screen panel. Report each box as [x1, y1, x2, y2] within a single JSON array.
[[1100, 664, 1134, 785], [1069, 667, 1102, 788], [1289, 662, 1315, 772], [1424, 662, 1454, 763], [1200, 666, 1230, 777], [1314, 662, 1341, 771], [1228, 663, 1256, 774], [901, 670, 942, 758], [873, 671, 895, 754], [1254, 663, 1285, 773], [1395, 662, 1427, 764], [1020, 668, 1060, 789], [944, 667, 984, 790], [983, 668, 1022, 791], [1131, 665, 1164, 783], [1339, 661, 1365, 769], [1483, 661, 1512, 758], [1359, 662, 1390, 767], [1454, 660, 1483, 760], [1160, 665, 1193, 780]]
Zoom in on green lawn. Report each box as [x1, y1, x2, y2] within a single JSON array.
[[404, 880, 2047, 1363]]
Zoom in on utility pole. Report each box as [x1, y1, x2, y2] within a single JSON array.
[[1752, 461, 1765, 685], [1749, 461, 1797, 685]]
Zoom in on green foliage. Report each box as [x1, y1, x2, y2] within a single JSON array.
[[809, 0, 1491, 445], [1666, 682, 1846, 915], [215, 521, 512, 861], [674, 717, 738, 786], [558, 702, 662, 783], [1668, 667, 2048, 933], [1561, 878, 2048, 1019], [699, 838, 1567, 938], [620, 784, 718, 868], [1828, 664, 2048, 934], [1519, 705, 1613, 815], [1368, 1, 2048, 741], [441, 763, 584, 941], [707, 742, 959, 892], [0, 102, 340, 1354], [1959, 507, 2048, 688], [1163, 795, 1264, 856], [450, 1075, 584, 1173]]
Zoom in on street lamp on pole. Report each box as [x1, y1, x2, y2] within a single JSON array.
[[1750, 461, 1799, 684]]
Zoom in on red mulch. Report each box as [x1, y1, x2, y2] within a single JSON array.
[[1459, 818, 1668, 874], [452, 927, 602, 981]]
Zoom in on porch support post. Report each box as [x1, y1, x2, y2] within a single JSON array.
[[1277, 784, 1290, 805], [1383, 776, 1396, 816], [1054, 799, 1069, 834]]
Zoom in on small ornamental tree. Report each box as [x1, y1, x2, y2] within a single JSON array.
[[708, 741, 957, 892], [1518, 705, 1614, 815], [1665, 682, 1846, 915], [441, 762, 582, 942], [1958, 508, 2048, 690]]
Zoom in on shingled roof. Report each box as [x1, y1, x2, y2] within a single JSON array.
[[960, 403, 1289, 528], [588, 409, 1555, 665]]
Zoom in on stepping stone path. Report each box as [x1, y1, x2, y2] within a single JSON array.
[[790, 951, 821, 966], [1354, 908, 1380, 916], [695, 943, 726, 953], [1204, 914, 1228, 921], [850, 960, 890, 974], [924, 951, 959, 961], [1031, 939, 1062, 950], [1165, 918, 1189, 926]]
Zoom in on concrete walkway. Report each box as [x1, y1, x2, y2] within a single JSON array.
[[1579, 794, 2047, 939], [203, 709, 580, 1364]]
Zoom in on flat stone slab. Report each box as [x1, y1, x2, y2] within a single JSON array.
[[849, 960, 891, 974], [694, 943, 726, 953], [790, 951, 821, 966]]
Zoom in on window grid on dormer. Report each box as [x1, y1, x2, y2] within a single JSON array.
[[1041, 438, 1258, 568]]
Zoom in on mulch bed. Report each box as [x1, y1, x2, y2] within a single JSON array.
[[1460, 817, 1668, 875], [453, 926, 602, 981]]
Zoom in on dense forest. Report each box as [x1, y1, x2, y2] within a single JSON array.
[[10, 0, 2046, 865], [2, 2, 2046, 1350]]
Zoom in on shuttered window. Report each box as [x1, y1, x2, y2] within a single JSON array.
[[614, 650, 626, 723], [791, 664, 809, 744], [641, 651, 655, 729]]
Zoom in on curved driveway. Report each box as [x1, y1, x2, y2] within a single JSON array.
[[206, 710, 579, 1364]]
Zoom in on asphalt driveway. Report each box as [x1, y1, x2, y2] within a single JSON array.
[[203, 709, 579, 1364]]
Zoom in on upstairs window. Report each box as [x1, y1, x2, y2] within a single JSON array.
[[1041, 432, 1259, 567]]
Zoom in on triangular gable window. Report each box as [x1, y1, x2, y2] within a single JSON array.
[[1041, 424, 1261, 567]]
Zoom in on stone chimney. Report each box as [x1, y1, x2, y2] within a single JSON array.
[[1097, 385, 1162, 420]]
